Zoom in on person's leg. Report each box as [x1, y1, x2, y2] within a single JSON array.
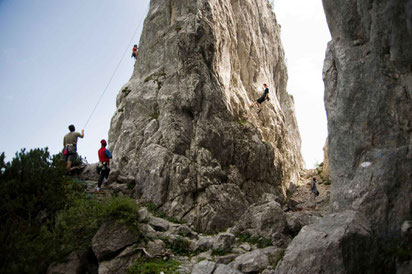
[[66, 161, 71, 173], [97, 170, 104, 189], [257, 103, 262, 113]]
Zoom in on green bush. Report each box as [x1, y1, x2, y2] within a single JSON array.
[[0, 148, 140, 273], [236, 233, 272, 248], [211, 247, 232, 256], [128, 257, 180, 274]]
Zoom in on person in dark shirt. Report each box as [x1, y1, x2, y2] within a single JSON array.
[[250, 83, 269, 113]]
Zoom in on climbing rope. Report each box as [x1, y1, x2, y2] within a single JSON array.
[[83, 3, 150, 130]]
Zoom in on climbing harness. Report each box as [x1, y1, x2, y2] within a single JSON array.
[[83, 3, 149, 130]]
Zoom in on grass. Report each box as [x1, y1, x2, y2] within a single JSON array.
[[128, 257, 180, 274], [236, 119, 248, 126], [175, 26, 182, 32], [150, 112, 159, 120], [236, 233, 273, 248], [211, 247, 232, 256]]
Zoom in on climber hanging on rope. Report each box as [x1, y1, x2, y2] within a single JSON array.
[[131, 44, 138, 59], [63, 125, 84, 174], [250, 83, 270, 114], [96, 139, 112, 193]]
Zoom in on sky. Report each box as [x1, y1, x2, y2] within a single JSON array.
[[0, 0, 330, 168]]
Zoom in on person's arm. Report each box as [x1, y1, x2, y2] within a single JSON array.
[[105, 149, 112, 159], [63, 137, 66, 147], [78, 130, 84, 138]]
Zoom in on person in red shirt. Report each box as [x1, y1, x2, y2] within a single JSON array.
[[131, 44, 138, 59], [96, 139, 112, 193]]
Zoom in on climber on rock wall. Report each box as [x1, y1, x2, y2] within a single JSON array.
[[63, 125, 84, 174], [96, 139, 112, 193], [131, 44, 138, 59], [250, 83, 269, 114]]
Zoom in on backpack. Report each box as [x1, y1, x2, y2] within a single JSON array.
[[315, 190, 320, 196]]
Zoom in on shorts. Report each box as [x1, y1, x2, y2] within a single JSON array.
[[257, 96, 265, 104], [65, 153, 77, 163]]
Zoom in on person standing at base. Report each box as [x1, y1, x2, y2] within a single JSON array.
[[96, 139, 112, 193], [63, 125, 84, 174], [250, 83, 269, 114], [310, 177, 318, 210]]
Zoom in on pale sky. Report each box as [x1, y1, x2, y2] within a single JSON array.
[[0, 0, 330, 168]]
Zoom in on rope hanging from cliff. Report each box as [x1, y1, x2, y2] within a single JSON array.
[[83, 4, 150, 130]]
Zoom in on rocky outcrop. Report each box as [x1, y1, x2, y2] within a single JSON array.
[[323, 0, 412, 239], [231, 194, 288, 241], [108, 0, 303, 232], [321, 138, 329, 181], [275, 211, 378, 274]]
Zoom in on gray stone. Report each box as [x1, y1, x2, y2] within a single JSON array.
[[146, 239, 166, 257], [275, 211, 378, 274], [191, 260, 216, 274], [148, 216, 170, 232], [232, 198, 287, 239], [233, 249, 270, 273], [212, 232, 235, 250], [46, 250, 91, 274], [92, 221, 140, 261], [323, 0, 412, 239], [285, 211, 319, 236], [214, 264, 242, 274], [108, 0, 303, 233], [98, 245, 142, 274], [215, 254, 238, 264], [239, 243, 251, 251]]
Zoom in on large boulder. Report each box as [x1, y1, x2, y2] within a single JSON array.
[[92, 221, 140, 261], [232, 194, 287, 239], [323, 0, 412, 240], [108, 0, 303, 232], [275, 211, 378, 274]]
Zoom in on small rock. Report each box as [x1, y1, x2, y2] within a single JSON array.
[[233, 249, 269, 273], [192, 260, 216, 274], [215, 254, 238, 264], [214, 263, 242, 274], [138, 207, 149, 221], [149, 216, 170, 231], [212, 232, 235, 250], [239, 243, 251, 251], [146, 239, 166, 257]]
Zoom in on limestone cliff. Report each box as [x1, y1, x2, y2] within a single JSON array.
[[276, 0, 411, 272], [108, 0, 303, 232], [323, 0, 412, 238]]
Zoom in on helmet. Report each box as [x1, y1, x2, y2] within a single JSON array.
[[101, 139, 107, 146]]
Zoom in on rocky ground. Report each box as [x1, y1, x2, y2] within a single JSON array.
[[48, 165, 331, 274]]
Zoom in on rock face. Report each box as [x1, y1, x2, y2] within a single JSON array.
[[109, 0, 303, 232], [275, 211, 378, 274], [323, 0, 412, 239], [321, 138, 329, 181]]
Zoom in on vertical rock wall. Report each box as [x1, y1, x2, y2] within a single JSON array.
[[323, 0, 412, 239], [108, 0, 303, 232]]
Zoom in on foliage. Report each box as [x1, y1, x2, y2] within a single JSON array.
[[128, 257, 180, 274], [54, 195, 140, 258], [169, 237, 192, 256], [211, 247, 232, 256], [0, 148, 140, 273], [236, 233, 273, 248]]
